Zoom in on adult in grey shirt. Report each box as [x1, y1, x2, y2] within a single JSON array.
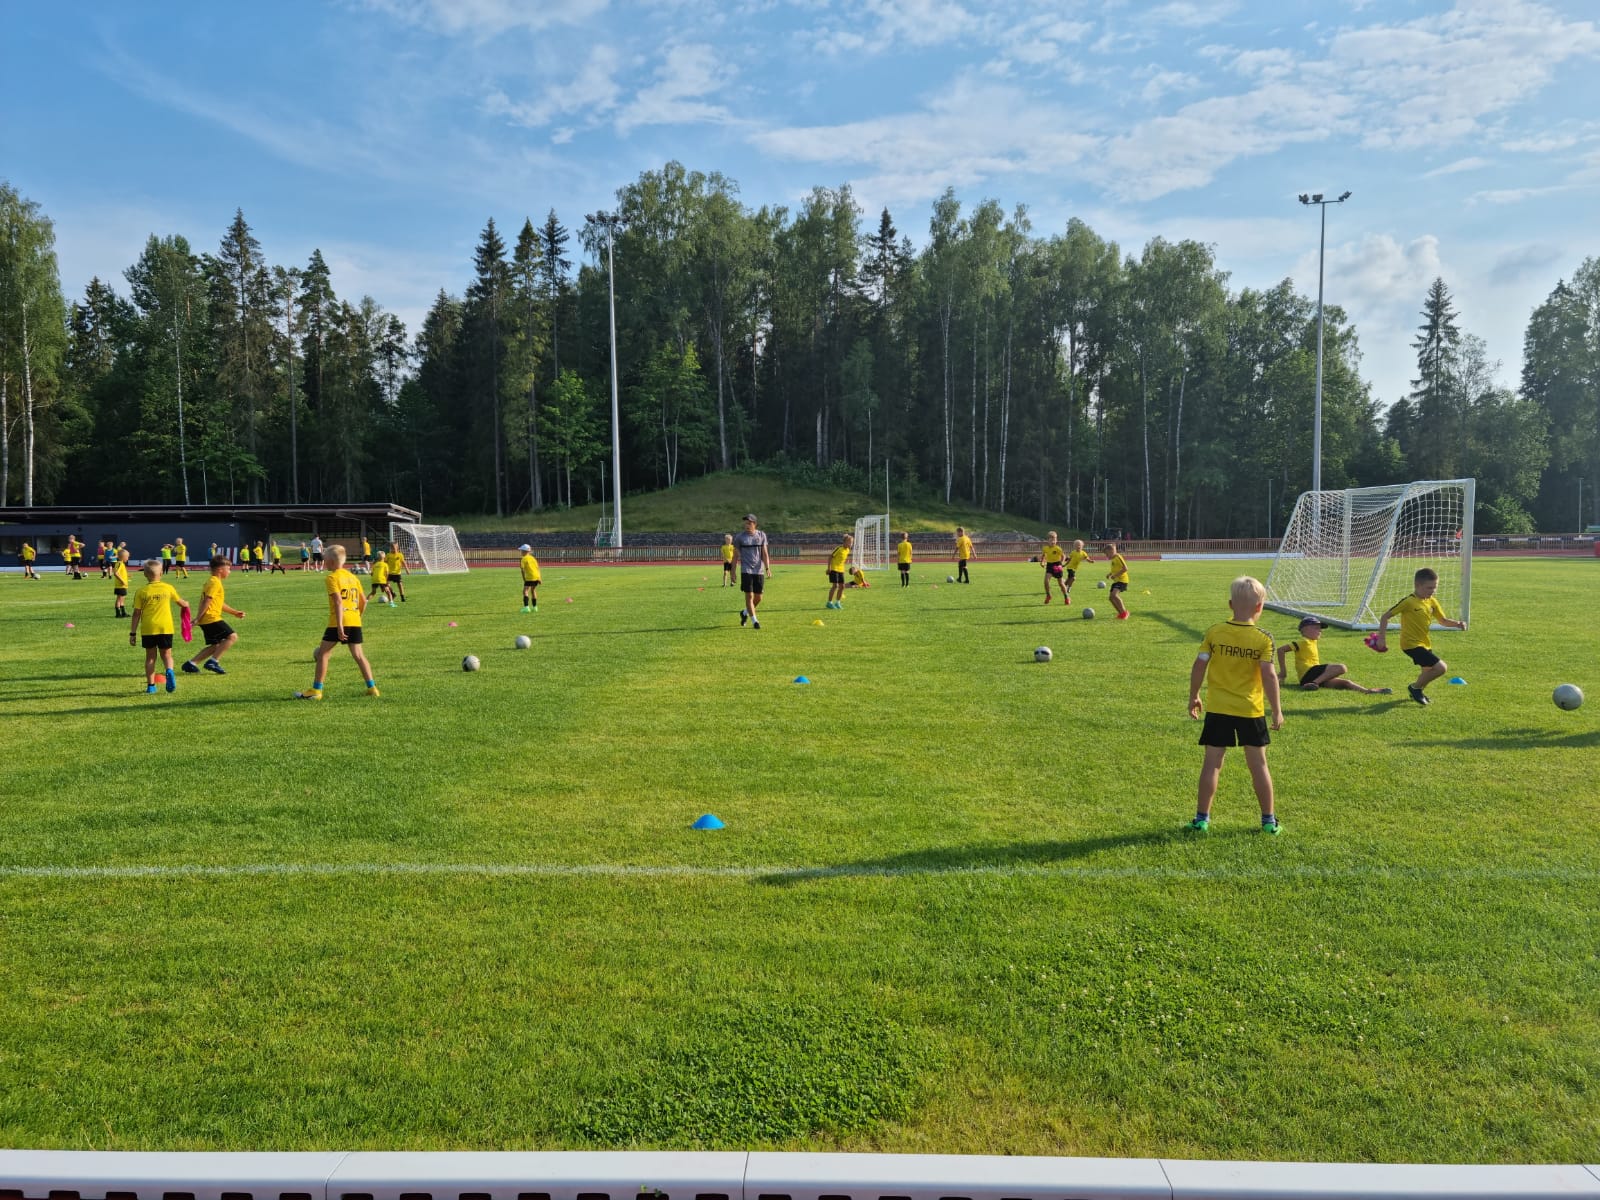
[[733, 513, 771, 629]]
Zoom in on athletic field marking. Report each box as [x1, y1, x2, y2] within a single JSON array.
[[2, 860, 1595, 884]]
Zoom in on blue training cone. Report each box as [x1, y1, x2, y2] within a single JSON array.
[[1448, 676, 1467, 685], [692, 813, 725, 830], [794, 675, 810, 684]]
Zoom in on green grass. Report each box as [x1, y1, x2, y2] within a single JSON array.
[[443, 471, 1054, 535], [2, 557, 1597, 1159]]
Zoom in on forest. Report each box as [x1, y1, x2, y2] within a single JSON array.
[[2, 165, 1595, 535]]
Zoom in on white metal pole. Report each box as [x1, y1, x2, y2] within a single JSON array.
[[1313, 202, 1326, 496], [606, 222, 623, 550]]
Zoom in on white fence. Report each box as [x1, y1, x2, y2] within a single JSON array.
[[2, 1152, 1597, 1200]]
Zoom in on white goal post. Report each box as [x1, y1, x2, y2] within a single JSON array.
[[1264, 479, 1473, 631], [853, 514, 890, 570], [389, 522, 470, 575]]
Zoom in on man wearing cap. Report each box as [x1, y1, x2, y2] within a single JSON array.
[[519, 544, 542, 613], [733, 513, 771, 629], [1276, 616, 1391, 695]]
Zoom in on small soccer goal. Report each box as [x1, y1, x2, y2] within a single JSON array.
[[389, 522, 469, 575], [853, 514, 890, 571], [1264, 479, 1473, 631]]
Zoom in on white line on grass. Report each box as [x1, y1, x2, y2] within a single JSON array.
[[1, 861, 1596, 884]]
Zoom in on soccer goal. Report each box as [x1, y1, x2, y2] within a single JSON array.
[[853, 513, 890, 570], [389, 522, 470, 574], [1264, 479, 1473, 630]]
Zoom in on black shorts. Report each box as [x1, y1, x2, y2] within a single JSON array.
[[1046, 562, 1064, 578], [114, 587, 127, 597], [1300, 664, 1330, 686], [1199, 712, 1270, 748], [898, 562, 910, 573], [322, 626, 364, 644], [1065, 569, 1076, 583], [723, 561, 736, 573], [200, 620, 234, 646], [827, 570, 845, 585], [1110, 581, 1128, 593], [741, 571, 765, 595], [1404, 646, 1441, 668], [523, 577, 539, 589], [312, 553, 324, 563], [141, 633, 174, 650]]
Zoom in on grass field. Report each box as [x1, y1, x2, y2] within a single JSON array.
[[2, 556, 1596, 1161]]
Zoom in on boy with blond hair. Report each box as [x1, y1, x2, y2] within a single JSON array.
[[295, 544, 379, 700], [1063, 539, 1093, 605], [369, 554, 395, 605], [182, 555, 245, 675], [896, 531, 913, 587], [384, 541, 408, 602], [129, 559, 191, 695], [21, 540, 39, 580], [111, 547, 131, 618], [1373, 566, 1467, 706], [1187, 575, 1283, 834], [826, 532, 854, 609], [953, 527, 974, 584], [1040, 532, 1067, 604], [1104, 542, 1131, 619], [720, 534, 737, 587], [518, 543, 541, 612]]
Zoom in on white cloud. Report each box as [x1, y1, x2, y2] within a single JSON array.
[[802, 0, 981, 55], [484, 45, 622, 130], [358, 0, 606, 38], [1469, 184, 1576, 205], [615, 43, 738, 135], [1147, 0, 1240, 29], [1422, 156, 1491, 178], [1140, 69, 1197, 104]]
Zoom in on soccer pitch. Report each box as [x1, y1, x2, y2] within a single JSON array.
[[2, 557, 1596, 1160]]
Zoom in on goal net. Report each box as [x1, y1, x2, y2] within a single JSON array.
[[853, 514, 890, 570], [1264, 479, 1473, 630], [389, 522, 470, 575]]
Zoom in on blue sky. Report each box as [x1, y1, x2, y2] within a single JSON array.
[[6, 0, 1599, 409]]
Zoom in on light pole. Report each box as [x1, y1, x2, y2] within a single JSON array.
[[587, 210, 625, 550], [1298, 190, 1351, 494]]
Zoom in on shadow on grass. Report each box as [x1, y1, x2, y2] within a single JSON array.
[[1140, 610, 1208, 642], [1288, 698, 1414, 718], [1405, 726, 1600, 750], [758, 830, 1175, 886], [3, 694, 301, 717]]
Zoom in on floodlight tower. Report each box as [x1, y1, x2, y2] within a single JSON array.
[[1298, 190, 1352, 494], [586, 209, 625, 550]]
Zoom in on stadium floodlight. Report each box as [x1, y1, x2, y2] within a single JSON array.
[[1298, 189, 1352, 494], [586, 209, 625, 551]]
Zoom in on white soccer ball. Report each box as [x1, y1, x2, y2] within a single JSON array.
[[1553, 683, 1584, 711], [462, 654, 480, 672], [1034, 646, 1053, 663], [514, 635, 531, 650], [1096, 580, 1107, 588], [947, 575, 956, 583], [1082, 607, 1096, 620]]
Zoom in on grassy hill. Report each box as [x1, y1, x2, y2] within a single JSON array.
[[442, 472, 1057, 536]]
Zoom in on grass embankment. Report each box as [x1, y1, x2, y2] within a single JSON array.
[[2, 557, 1597, 1158], [443, 472, 1056, 536]]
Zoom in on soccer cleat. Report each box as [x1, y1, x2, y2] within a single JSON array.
[[740, 609, 749, 626], [1261, 818, 1282, 835], [146, 684, 158, 695], [752, 619, 761, 630], [204, 660, 227, 675], [1064, 595, 1071, 605], [182, 661, 200, 674], [165, 669, 176, 693], [1117, 611, 1130, 620], [521, 605, 531, 613], [1186, 816, 1210, 833], [1407, 685, 1430, 706], [294, 690, 323, 700], [366, 685, 380, 698], [1043, 595, 1051, 604]]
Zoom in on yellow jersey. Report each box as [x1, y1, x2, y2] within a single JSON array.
[[384, 549, 405, 574], [1198, 620, 1275, 718], [371, 560, 390, 585], [828, 545, 851, 572], [519, 553, 541, 583], [1390, 594, 1446, 650], [897, 540, 913, 564], [1285, 637, 1320, 681], [174, 542, 188, 562], [112, 561, 129, 589], [722, 543, 735, 564], [362, 540, 372, 558], [1107, 553, 1129, 584], [1041, 543, 1065, 565], [954, 535, 973, 559], [1066, 549, 1091, 571], [21, 543, 35, 562], [271, 543, 282, 562], [326, 568, 364, 628], [198, 576, 226, 625], [134, 581, 182, 636]]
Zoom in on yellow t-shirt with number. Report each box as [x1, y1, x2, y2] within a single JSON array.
[[326, 569, 364, 629], [897, 540, 913, 565], [1198, 620, 1275, 718], [198, 576, 226, 625], [1041, 543, 1065, 565], [1107, 553, 1129, 584], [519, 553, 541, 583], [134, 581, 181, 636], [1066, 549, 1091, 571], [1390, 593, 1446, 650], [955, 535, 973, 559], [828, 545, 851, 572], [371, 560, 390, 585]]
